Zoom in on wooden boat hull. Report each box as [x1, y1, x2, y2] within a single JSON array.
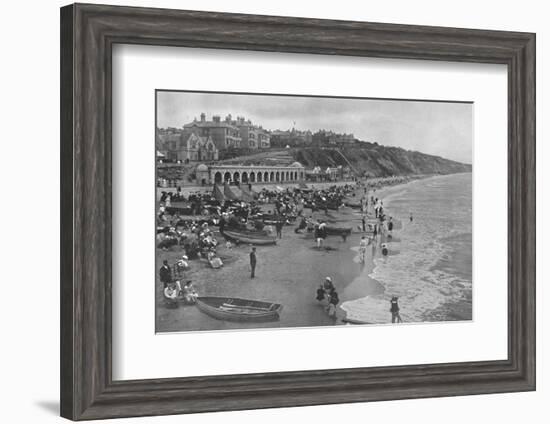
[[255, 213, 297, 223], [222, 230, 277, 245], [326, 226, 352, 236], [165, 206, 193, 215], [196, 296, 283, 322], [305, 202, 341, 211]]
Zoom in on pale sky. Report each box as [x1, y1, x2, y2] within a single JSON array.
[[157, 90, 473, 164]]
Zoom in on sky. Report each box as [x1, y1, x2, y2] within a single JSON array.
[[157, 90, 473, 164]]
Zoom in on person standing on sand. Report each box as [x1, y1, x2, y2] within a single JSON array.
[[409, 213, 414, 223], [361, 214, 366, 232], [249, 246, 257, 278], [314, 221, 321, 248], [159, 260, 172, 289], [275, 218, 284, 239], [390, 296, 403, 323], [359, 235, 368, 263], [315, 221, 327, 249], [326, 287, 340, 318]]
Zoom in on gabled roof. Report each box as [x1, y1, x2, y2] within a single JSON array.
[[184, 133, 215, 148]]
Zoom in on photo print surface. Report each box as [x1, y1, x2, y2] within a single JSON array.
[[155, 90, 473, 333]]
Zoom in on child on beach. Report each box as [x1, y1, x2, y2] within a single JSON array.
[[182, 280, 198, 304], [326, 288, 340, 318], [207, 250, 223, 269], [163, 283, 179, 308]]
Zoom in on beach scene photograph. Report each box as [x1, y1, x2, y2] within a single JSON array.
[[155, 90, 472, 333]]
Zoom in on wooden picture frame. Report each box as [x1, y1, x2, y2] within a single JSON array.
[[60, 3, 536, 420]]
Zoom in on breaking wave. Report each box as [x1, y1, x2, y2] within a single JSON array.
[[342, 173, 472, 324]]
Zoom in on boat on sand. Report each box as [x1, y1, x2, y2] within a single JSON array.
[[196, 296, 283, 322], [221, 229, 277, 245], [325, 226, 352, 236]]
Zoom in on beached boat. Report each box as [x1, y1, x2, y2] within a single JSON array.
[[305, 201, 341, 211], [221, 229, 277, 245], [196, 296, 283, 322], [325, 226, 352, 236], [165, 205, 193, 215], [259, 213, 296, 225]]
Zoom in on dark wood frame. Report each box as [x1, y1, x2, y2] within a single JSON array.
[[60, 3, 536, 421]]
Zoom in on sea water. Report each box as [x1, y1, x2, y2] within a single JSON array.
[[342, 173, 472, 324]]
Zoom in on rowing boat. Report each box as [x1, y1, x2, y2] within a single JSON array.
[[325, 226, 352, 236], [221, 229, 277, 245], [196, 296, 283, 322]]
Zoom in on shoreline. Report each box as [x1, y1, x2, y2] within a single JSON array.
[[338, 179, 414, 324], [340, 172, 473, 325]]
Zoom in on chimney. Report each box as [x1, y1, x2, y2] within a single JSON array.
[[213, 115, 221, 123], [200, 113, 206, 122], [225, 114, 232, 122]]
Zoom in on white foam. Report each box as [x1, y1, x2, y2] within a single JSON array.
[[341, 174, 472, 323]]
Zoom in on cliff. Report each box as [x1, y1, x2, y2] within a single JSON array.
[[292, 142, 471, 177]]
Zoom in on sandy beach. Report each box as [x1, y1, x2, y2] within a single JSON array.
[[155, 173, 473, 332], [155, 181, 400, 333]]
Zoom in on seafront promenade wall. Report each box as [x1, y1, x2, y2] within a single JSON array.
[[155, 180, 355, 200]]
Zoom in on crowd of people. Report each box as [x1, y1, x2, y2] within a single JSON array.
[[156, 220, 221, 260], [157, 177, 407, 323], [160, 259, 199, 308], [315, 276, 340, 318]]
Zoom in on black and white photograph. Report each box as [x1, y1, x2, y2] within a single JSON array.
[[1, 0, 543, 422], [155, 90, 473, 333]]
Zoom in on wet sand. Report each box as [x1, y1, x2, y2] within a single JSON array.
[[156, 186, 392, 333]]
